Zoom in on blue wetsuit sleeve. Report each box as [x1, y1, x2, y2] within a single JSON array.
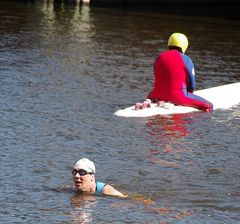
[[182, 54, 196, 92], [95, 182, 106, 195]]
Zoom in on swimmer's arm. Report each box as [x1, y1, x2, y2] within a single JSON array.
[[102, 185, 128, 198]]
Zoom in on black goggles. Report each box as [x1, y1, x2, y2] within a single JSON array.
[[72, 169, 93, 176]]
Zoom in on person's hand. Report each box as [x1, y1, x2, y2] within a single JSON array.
[[135, 102, 143, 110], [142, 99, 151, 108], [135, 99, 151, 110]]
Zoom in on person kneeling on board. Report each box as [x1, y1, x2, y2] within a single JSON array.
[[136, 33, 213, 112], [72, 158, 127, 197]]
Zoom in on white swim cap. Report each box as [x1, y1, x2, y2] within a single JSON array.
[[73, 158, 96, 174]]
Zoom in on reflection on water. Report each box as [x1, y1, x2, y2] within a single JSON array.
[[1, 0, 240, 223], [146, 114, 189, 143], [70, 194, 96, 224], [144, 114, 191, 169]]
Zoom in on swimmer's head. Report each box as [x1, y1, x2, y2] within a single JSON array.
[[73, 158, 96, 174]]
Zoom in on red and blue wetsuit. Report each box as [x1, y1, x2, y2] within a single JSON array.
[[147, 49, 213, 111]]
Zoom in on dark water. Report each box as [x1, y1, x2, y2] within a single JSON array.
[[0, 1, 240, 223]]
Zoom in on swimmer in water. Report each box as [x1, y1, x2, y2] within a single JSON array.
[[72, 158, 127, 198]]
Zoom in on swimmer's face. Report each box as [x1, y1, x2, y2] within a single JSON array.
[[72, 166, 95, 193]]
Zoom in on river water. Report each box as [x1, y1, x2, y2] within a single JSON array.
[[0, 1, 240, 223]]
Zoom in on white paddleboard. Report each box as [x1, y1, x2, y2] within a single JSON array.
[[114, 82, 240, 117]]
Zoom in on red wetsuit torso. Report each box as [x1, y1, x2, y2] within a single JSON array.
[[147, 50, 213, 111]]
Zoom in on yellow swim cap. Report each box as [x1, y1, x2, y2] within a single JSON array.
[[168, 33, 189, 53]]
